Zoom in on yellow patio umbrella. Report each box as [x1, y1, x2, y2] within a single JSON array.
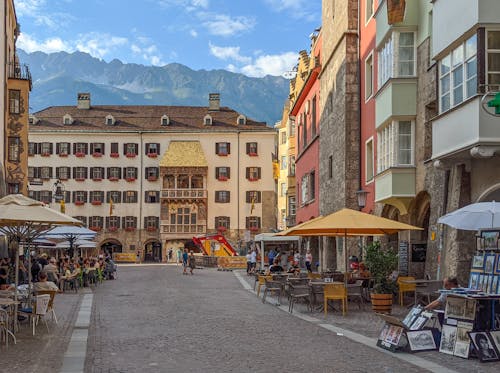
[[275, 215, 324, 236], [282, 208, 422, 284]]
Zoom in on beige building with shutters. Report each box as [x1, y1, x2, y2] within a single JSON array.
[[28, 93, 276, 261]]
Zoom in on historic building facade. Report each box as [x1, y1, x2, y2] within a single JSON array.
[[28, 93, 276, 261], [1, 0, 31, 197]]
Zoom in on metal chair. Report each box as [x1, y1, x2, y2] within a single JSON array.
[[262, 278, 282, 305], [288, 283, 311, 313], [0, 308, 16, 346], [347, 280, 365, 309]]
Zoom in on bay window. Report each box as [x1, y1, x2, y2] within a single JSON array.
[[439, 34, 477, 113], [377, 32, 416, 88], [487, 30, 500, 85], [377, 121, 414, 173]]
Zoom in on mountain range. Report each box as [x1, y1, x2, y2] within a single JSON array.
[[18, 50, 290, 125]]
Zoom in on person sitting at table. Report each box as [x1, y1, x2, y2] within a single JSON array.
[[425, 276, 459, 311], [0, 267, 9, 289], [287, 261, 301, 275], [268, 258, 284, 273], [353, 263, 371, 278], [43, 258, 59, 283], [34, 271, 59, 292]]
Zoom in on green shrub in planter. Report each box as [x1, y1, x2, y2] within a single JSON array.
[[364, 241, 398, 294]]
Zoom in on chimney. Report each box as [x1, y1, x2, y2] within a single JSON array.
[[208, 93, 220, 111], [77, 92, 91, 109]]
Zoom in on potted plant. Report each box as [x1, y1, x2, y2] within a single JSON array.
[[364, 241, 398, 314]]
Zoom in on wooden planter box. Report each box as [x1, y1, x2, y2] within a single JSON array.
[[370, 293, 393, 314]]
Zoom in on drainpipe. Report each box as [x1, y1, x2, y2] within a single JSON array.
[[139, 131, 144, 259], [237, 130, 240, 246], [357, 0, 362, 205]]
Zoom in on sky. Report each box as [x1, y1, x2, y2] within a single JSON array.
[[14, 0, 321, 78]]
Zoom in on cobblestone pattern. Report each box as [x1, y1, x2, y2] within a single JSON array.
[[238, 273, 499, 373], [86, 266, 429, 373], [1, 292, 82, 373]]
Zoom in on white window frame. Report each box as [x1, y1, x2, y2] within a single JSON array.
[[365, 137, 374, 183], [377, 120, 415, 173], [377, 31, 417, 89], [486, 30, 500, 86], [365, 0, 374, 25], [365, 52, 374, 101], [439, 34, 477, 113]]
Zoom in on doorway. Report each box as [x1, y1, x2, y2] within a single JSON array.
[[144, 241, 162, 262]]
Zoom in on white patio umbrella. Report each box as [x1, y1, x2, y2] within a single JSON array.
[[41, 225, 96, 257], [0, 194, 82, 313], [437, 201, 500, 230]]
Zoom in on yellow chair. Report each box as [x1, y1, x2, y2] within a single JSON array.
[[307, 272, 322, 280], [256, 275, 272, 296], [324, 283, 347, 316], [397, 276, 416, 306]]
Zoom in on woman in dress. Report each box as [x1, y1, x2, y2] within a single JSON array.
[[188, 251, 196, 275]]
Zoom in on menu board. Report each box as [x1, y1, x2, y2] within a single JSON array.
[[399, 241, 409, 276]]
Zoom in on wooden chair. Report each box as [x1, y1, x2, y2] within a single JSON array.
[[397, 276, 416, 306], [307, 272, 322, 280], [324, 283, 347, 316], [35, 290, 58, 324]]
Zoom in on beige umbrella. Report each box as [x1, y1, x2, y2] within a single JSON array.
[[282, 208, 422, 284], [0, 194, 82, 314]]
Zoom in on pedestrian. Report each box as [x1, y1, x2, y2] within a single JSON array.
[[250, 249, 257, 274], [176, 248, 182, 265], [188, 251, 196, 275], [293, 250, 301, 266], [246, 250, 252, 275], [168, 248, 173, 262], [280, 250, 288, 269], [268, 248, 276, 268], [182, 248, 189, 275], [305, 249, 313, 273]]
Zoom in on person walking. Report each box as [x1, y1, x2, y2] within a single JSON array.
[[246, 251, 252, 275], [305, 249, 313, 273], [182, 248, 189, 275], [188, 251, 196, 275], [176, 248, 182, 265], [250, 249, 257, 274]]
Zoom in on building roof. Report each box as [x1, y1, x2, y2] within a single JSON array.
[[159, 141, 208, 167], [30, 104, 274, 133]]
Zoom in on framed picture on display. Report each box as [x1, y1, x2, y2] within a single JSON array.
[[463, 299, 476, 321], [495, 254, 500, 275], [402, 306, 423, 329], [407, 330, 437, 352], [484, 275, 491, 292], [472, 255, 485, 270], [454, 326, 472, 359], [479, 274, 485, 291], [480, 230, 500, 251], [484, 254, 496, 274], [445, 297, 466, 319], [469, 332, 500, 362], [492, 276, 499, 294], [490, 331, 500, 354], [469, 273, 480, 289], [440, 325, 457, 355]]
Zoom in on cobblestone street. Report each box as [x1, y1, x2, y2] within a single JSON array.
[[86, 265, 428, 373]]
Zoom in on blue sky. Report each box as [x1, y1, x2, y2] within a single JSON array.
[[15, 0, 321, 77]]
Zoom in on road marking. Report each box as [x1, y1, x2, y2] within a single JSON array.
[[60, 293, 93, 373], [233, 271, 458, 373]]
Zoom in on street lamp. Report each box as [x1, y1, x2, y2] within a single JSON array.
[[356, 189, 369, 262]]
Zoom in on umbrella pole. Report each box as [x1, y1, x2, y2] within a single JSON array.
[[344, 231, 348, 287], [14, 234, 19, 332]]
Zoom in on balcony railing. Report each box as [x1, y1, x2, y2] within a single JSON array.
[[8, 63, 32, 85], [161, 189, 207, 199], [161, 224, 205, 234]]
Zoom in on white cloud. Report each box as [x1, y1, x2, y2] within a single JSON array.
[[156, 0, 209, 10], [208, 42, 251, 64], [17, 33, 71, 53], [130, 37, 166, 66], [264, 0, 304, 12], [226, 64, 237, 72], [190, 29, 198, 38], [241, 52, 298, 77], [75, 33, 128, 59], [200, 13, 255, 36], [15, 0, 73, 29], [264, 0, 319, 21]]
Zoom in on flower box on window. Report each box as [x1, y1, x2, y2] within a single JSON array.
[[92, 152, 102, 158], [41, 152, 51, 157], [75, 152, 85, 158], [148, 176, 158, 182], [59, 153, 68, 157], [110, 152, 119, 158], [217, 226, 227, 232], [125, 227, 136, 232], [90, 226, 102, 232], [218, 153, 228, 157], [125, 153, 136, 158], [75, 178, 85, 182], [146, 227, 157, 232], [147, 153, 158, 158], [218, 176, 228, 181], [248, 177, 259, 182], [248, 152, 258, 157], [59, 177, 68, 181], [109, 177, 119, 182], [75, 201, 85, 206], [92, 178, 102, 181], [108, 226, 118, 232], [91, 201, 102, 206], [250, 226, 259, 232], [126, 177, 136, 182]]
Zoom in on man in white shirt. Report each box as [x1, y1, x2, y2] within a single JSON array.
[[34, 271, 59, 292], [250, 249, 257, 274]]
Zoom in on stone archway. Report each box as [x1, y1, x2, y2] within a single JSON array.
[[477, 183, 500, 202], [381, 204, 400, 249], [100, 239, 123, 257], [144, 239, 162, 262]]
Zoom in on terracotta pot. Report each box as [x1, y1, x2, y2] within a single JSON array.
[[370, 293, 393, 314]]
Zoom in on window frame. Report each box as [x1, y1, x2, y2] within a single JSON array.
[[376, 120, 415, 173], [365, 52, 374, 101], [365, 137, 375, 183], [8, 137, 20, 162], [365, 0, 374, 25], [215, 191, 230, 203], [486, 30, 500, 86], [215, 216, 230, 230], [9, 89, 20, 114]]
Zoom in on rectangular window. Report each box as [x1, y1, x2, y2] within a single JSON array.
[[9, 90, 20, 114], [73, 167, 87, 180], [91, 167, 104, 180], [90, 191, 104, 204], [123, 216, 137, 229], [124, 143, 138, 156], [74, 216, 88, 226], [309, 171, 315, 200], [246, 167, 261, 181], [288, 196, 296, 216], [8, 137, 20, 162], [365, 54, 373, 99], [145, 191, 160, 203], [56, 167, 71, 180], [7, 183, 19, 194], [110, 143, 119, 154], [281, 131, 287, 144], [146, 143, 160, 155], [216, 142, 230, 155], [107, 191, 122, 203], [123, 191, 138, 203], [215, 216, 230, 230], [40, 191, 52, 204], [246, 142, 258, 155], [366, 138, 374, 181], [289, 156, 295, 176], [89, 216, 103, 229], [144, 216, 159, 229], [246, 216, 261, 230], [302, 113, 307, 148], [107, 216, 120, 229], [487, 31, 500, 85], [145, 167, 159, 179], [377, 32, 416, 88], [281, 155, 287, 170], [40, 167, 52, 179], [246, 191, 262, 203], [108, 167, 121, 180], [57, 142, 70, 155], [73, 191, 87, 204], [280, 182, 287, 197], [398, 32, 415, 76], [215, 167, 230, 180], [91, 143, 105, 155], [365, 0, 374, 23], [124, 167, 138, 180], [439, 34, 477, 113], [377, 121, 414, 173], [215, 191, 230, 203], [41, 142, 52, 155], [311, 96, 317, 138], [289, 117, 296, 136], [74, 143, 88, 155], [28, 142, 37, 156]]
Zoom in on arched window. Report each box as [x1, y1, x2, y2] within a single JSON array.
[[63, 114, 73, 125], [105, 115, 115, 126], [161, 115, 170, 126], [204, 114, 212, 126], [237, 115, 246, 125]]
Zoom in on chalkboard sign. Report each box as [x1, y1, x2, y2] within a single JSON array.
[[399, 241, 409, 275], [411, 244, 427, 262]]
